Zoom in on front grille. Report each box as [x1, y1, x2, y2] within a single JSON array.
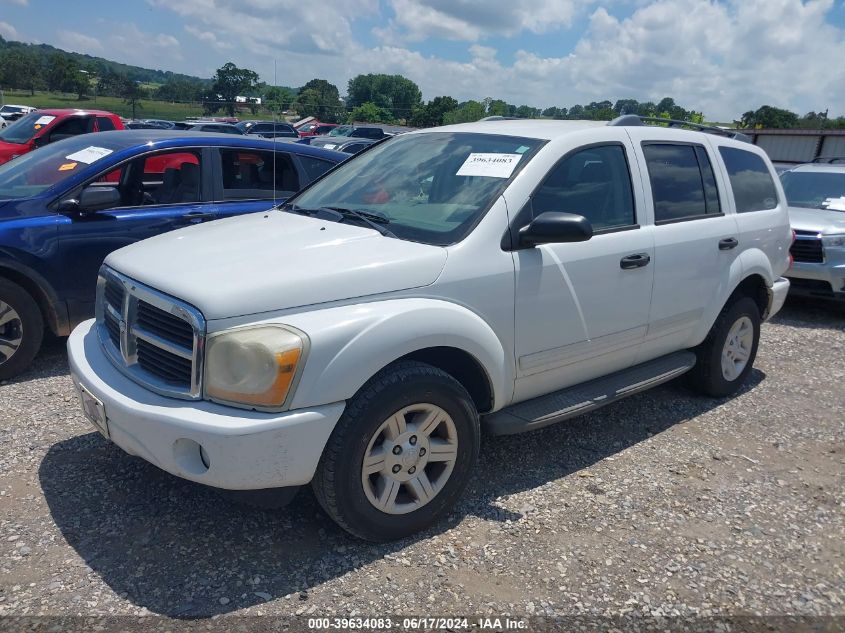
[[136, 338, 193, 387], [96, 267, 205, 399], [137, 301, 194, 348], [790, 232, 824, 263]]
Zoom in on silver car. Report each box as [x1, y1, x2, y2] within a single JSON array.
[[781, 159, 845, 300]]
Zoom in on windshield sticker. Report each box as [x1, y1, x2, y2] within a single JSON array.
[[822, 196, 845, 211], [58, 162, 78, 171], [65, 146, 113, 165], [34, 115, 56, 126], [515, 145, 530, 154], [323, 143, 337, 150], [456, 153, 522, 178]]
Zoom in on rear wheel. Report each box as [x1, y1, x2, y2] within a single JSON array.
[[688, 296, 760, 397], [0, 279, 43, 381], [312, 361, 479, 541]]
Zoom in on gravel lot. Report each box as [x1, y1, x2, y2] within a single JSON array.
[[0, 298, 843, 627]]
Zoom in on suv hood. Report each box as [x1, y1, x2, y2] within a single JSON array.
[[105, 211, 448, 320], [788, 206, 845, 235]]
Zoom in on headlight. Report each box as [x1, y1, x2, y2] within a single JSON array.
[[821, 234, 845, 248], [204, 325, 307, 410]]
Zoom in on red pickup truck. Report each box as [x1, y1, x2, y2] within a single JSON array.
[[0, 109, 124, 165]]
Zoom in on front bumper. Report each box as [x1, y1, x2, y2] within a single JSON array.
[[67, 320, 345, 490], [786, 260, 845, 300]]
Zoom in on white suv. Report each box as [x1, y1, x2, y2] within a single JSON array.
[[68, 117, 791, 541]]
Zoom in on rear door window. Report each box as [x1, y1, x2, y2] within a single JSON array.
[[718, 147, 779, 213], [96, 117, 116, 131], [218, 149, 301, 199], [642, 143, 722, 223]]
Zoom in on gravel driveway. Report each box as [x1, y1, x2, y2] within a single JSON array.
[[0, 299, 843, 628]]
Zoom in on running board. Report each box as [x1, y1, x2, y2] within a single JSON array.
[[484, 351, 697, 435]]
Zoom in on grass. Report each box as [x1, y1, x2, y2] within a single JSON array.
[[0, 90, 273, 122]]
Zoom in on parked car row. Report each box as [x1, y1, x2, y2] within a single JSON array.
[[0, 129, 347, 379]]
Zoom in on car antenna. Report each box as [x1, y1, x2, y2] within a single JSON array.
[[273, 59, 278, 208]]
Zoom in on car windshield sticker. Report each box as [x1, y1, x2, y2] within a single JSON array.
[[515, 145, 530, 154], [65, 146, 113, 165], [822, 196, 845, 211], [323, 143, 337, 150], [34, 115, 56, 126], [456, 153, 522, 178], [58, 162, 77, 171]]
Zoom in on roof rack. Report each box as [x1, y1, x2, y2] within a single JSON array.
[[608, 114, 752, 143], [811, 156, 845, 164]]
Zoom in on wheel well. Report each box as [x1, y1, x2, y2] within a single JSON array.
[[732, 274, 768, 317], [399, 347, 494, 413], [0, 267, 62, 336]]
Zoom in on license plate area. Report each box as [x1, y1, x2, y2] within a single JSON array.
[[74, 379, 109, 439]]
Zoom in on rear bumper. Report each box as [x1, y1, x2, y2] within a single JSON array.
[[766, 277, 790, 319], [67, 320, 345, 490]]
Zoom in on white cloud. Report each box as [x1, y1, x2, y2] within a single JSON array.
[[376, 0, 594, 43], [57, 29, 104, 54], [0, 21, 20, 40], [117, 0, 845, 121], [1, 0, 28, 6]]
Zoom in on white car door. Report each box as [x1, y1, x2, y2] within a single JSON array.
[[509, 138, 655, 403], [626, 129, 740, 361]]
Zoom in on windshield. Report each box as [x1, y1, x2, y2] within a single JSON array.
[[286, 132, 543, 245], [781, 171, 845, 209], [329, 125, 353, 137], [0, 135, 123, 200], [0, 111, 54, 145]]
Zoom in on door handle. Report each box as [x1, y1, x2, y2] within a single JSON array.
[[719, 237, 739, 250], [180, 212, 215, 223], [620, 253, 651, 269]]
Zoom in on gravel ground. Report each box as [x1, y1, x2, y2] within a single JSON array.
[[0, 298, 843, 627]]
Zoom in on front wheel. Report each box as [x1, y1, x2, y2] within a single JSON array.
[[312, 361, 480, 541], [687, 296, 760, 398], [0, 279, 43, 381]]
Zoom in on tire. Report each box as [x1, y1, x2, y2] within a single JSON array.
[[687, 296, 760, 398], [0, 278, 43, 382], [312, 360, 480, 542]]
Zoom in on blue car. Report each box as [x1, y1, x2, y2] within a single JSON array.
[[0, 130, 345, 379]]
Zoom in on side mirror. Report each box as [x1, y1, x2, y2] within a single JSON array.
[[56, 198, 80, 214], [78, 186, 121, 212], [518, 212, 593, 248], [33, 135, 48, 149]]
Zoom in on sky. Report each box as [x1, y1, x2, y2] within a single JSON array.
[[1, 0, 844, 121]]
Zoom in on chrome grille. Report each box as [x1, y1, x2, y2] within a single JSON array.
[[790, 231, 824, 264], [95, 267, 205, 399]]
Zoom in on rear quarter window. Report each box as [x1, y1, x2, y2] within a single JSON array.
[[719, 147, 779, 213]]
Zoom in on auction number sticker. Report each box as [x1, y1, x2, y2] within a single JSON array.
[[65, 146, 113, 165], [456, 153, 522, 178], [34, 115, 56, 126]]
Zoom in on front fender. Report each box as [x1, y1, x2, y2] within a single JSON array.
[[257, 298, 513, 411]]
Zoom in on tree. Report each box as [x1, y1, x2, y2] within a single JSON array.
[[348, 101, 394, 123], [487, 99, 510, 117], [122, 79, 146, 120], [346, 73, 422, 121], [209, 62, 260, 116], [409, 96, 458, 127], [264, 86, 296, 114], [295, 79, 343, 122], [0, 48, 43, 95], [155, 78, 205, 102], [737, 105, 799, 129], [46, 53, 84, 94], [442, 100, 486, 124], [613, 99, 640, 115]]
